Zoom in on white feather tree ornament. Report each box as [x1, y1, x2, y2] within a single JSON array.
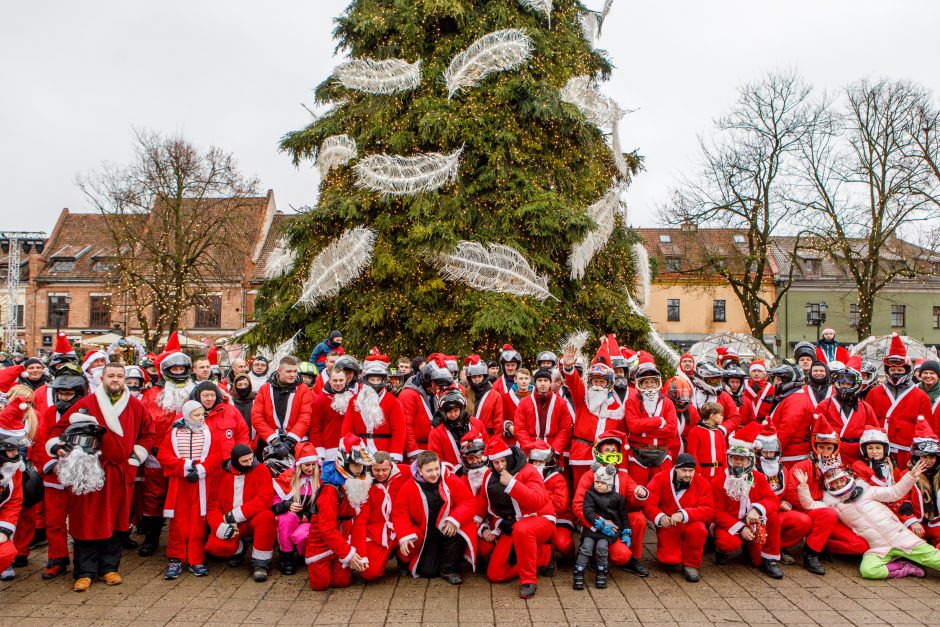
[[559, 330, 591, 367], [295, 227, 377, 310], [561, 77, 632, 180], [631, 242, 651, 307], [334, 58, 421, 94], [263, 238, 297, 279], [265, 331, 301, 365], [579, 0, 614, 45], [444, 29, 533, 99], [354, 148, 462, 196], [517, 0, 552, 24], [436, 241, 556, 301], [317, 134, 357, 177], [569, 186, 620, 280]]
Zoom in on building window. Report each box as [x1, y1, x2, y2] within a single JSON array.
[[934, 306, 940, 329], [91, 260, 113, 273], [89, 295, 111, 328], [48, 260, 75, 273], [733, 234, 746, 244], [659, 234, 671, 243], [713, 300, 727, 322], [849, 303, 860, 328], [47, 294, 70, 328], [803, 259, 816, 273], [194, 294, 222, 328], [665, 257, 681, 273], [1, 305, 24, 328], [891, 304, 906, 328], [667, 299, 680, 322]]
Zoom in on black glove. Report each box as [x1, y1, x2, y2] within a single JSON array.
[[272, 499, 293, 516], [185, 467, 200, 483], [224, 512, 236, 524], [898, 502, 914, 516], [497, 519, 515, 535], [220, 524, 236, 540]]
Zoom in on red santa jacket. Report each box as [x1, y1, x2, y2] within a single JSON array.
[[399, 383, 435, 458], [685, 423, 727, 479], [513, 391, 572, 455], [475, 454, 555, 532], [643, 468, 715, 526], [32, 403, 80, 490], [250, 381, 313, 445], [563, 368, 626, 466], [207, 461, 274, 537], [710, 469, 779, 534], [782, 459, 825, 513], [624, 394, 678, 455], [694, 389, 742, 433], [542, 468, 573, 530], [47, 387, 151, 540], [813, 397, 879, 466], [743, 382, 775, 422], [308, 389, 351, 460], [867, 384, 933, 454], [672, 403, 700, 459], [393, 465, 477, 575], [156, 423, 222, 518], [770, 390, 815, 464], [305, 480, 366, 568], [0, 466, 23, 539], [32, 384, 53, 419], [341, 389, 406, 462], [428, 417, 488, 469], [472, 387, 504, 437], [205, 402, 250, 462], [141, 382, 196, 452], [901, 470, 940, 531], [357, 463, 410, 548], [573, 465, 647, 527], [816, 345, 850, 365]]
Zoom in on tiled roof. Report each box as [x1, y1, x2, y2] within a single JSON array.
[[36, 212, 145, 282], [252, 213, 294, 282], [635, 227, 764, 280]]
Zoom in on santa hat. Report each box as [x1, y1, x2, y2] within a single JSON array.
[[207, 346, 218, 367], [164, 332, 181, 353], [884, 333, 909, 365], [362, 347, 390, 377], [912, 415, 939, 446], [444, 355, 459, 373], [605, 334, 622, 359], [621, 346, 636, 360], [749, 359, 766, 373], [464, 354, 488, 378], [460, 430, 486, 448], [53, 332, 75, 356], [485, 437, 512, 460], [635, 351, 658, 377], [592, 336, 613, 367], [294, 441, 319, 467], [0, 400, 29, 438], [754, 421, 779, 451], [498, 344, 521, 364], [811, 413, 839, 444], [845, 355, 862, 374], [596, 430, 627, 451], [715, 347, 740, 367], [822, 327, 835, 336], [82, 350, 109, 373], [528, 439, 554, 462]]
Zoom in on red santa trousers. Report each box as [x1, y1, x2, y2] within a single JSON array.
[[779, 508, 837, 553], [608, 537, 633, 566], [654, 522, 708, 568], [43, 487, 69, 562], [307, 555, 353, 591], [551, 526, 575, 560], [166, 482, 207, 565], [485, 516, 554, 585], [0, 541, 15, 573], [13, 504, 39, 559], [826, 520, 869, 555], [204, 510, 276, 560], [923, 525, 940, 547], [359, 540, 395, 581], [140, 465, 168, 517], [714, 513, 782, 565]]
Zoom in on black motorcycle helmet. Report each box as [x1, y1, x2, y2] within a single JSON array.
[[160, 352, 193, 385], [766, 362, 805, 396], [61, 418, 107, 454], [50, 371, 89, 414]]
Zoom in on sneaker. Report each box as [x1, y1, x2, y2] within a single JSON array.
[[622, 557, 649, 577], [164, 560, 183, 580], [441, 571, 462, 585], [0, 566, 15, 581], [189, 564, 209, 577], [519, 583, 537, 599], [899, 561, 926, 578]]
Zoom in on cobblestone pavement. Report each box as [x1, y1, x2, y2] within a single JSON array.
[[2, 534, 939, 626]]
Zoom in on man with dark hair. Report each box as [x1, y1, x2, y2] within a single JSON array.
[[251, 356, 312, 457]]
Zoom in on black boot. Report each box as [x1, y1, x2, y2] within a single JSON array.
[[622, 556, 649, 577], [519, 583, 537, 599], [278, 550, 296, 575], [803, 548, 826, 575], [572, 564, 586, 590], [595, 564, 609, 589], [138, 516, 163, 557], [714, 551, 731, 565], [396, 555, 410, 577], [538, 551, 556, 577], [760, 558, 784, 579], [119, 529, 139, 550], [252, 559, 270, 582], [682, 566, 700, 582]]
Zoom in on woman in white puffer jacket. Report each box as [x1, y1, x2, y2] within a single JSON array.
[[795, 460, 940, 579]]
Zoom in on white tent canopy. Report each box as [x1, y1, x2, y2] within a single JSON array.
[[688, 332, 777, 365], [850, 335, 938, 373]]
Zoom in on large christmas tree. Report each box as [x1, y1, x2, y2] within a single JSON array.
[[251, 0, 670, 360]]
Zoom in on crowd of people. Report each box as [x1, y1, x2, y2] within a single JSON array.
[[0, 326, 940, 599]]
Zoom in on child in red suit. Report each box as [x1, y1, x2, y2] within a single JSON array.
[[684, 402, 726, 480], [272, 441, 320, 575], [0, 433, 26, 578]]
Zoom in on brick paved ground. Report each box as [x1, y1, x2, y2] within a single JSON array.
[[2, 533, 939, 626]]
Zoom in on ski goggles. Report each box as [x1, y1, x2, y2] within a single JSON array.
[[596, 451, 623, 465]]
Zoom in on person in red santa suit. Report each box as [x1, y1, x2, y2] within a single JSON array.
[[156, 400, 221, 579], [428, 387, 487, 469], [80, 350, 109, 393], [251, 356, 312, 459], [691, 360, 742, 433], [571, 432, 650, 576], [901, 417, 940, 546], [190, 380, 249, 462], [31, 366, 87, 579], [0, 432, 26, 579], [308, 367, 354, 463], [47, 362, 151, 592], [474, 437, 554, 599], [643, 453, 714, 582], [609, 339, 636, 407], [513, 367, 572, 457], [465, 355, 504, 439], [676, 353, 695, 384], [400, 356, 451, 459], [867, 334, 933, 468], [782, 414, 869, 556], [304, 435, 371, 590], [35, 334, 80, 416], [356, 450, 409, 581], [528, 441, 574, 562], [752, 422, 831, 575], [664, 377, 698, 458], [711, 437, 785, 579], [393, 450, 476, 585], [342, 349, 406, 463], [205, 444, 277, 582], [742, 360, 774, 423], [491, 345, 522, 396], [684, 402, 727, 480], [813, 357, 880, 466], [560, 340, 626, 486], [722, 363, 754, 426], [625, 353, 679, 487], [766, 362, 815, 468], [0, 392, 40, 581], [815, 327, 850, 365], [455, 432, 489, 498]]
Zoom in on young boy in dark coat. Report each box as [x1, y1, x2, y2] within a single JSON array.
[[573, 462, 629, 589]]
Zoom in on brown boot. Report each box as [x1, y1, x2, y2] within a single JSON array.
[[101, 571, 122, 586], [73, 577, 92, 592]]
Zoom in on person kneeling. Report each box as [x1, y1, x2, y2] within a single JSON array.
[[573, 463, 629, 590], [393, 451, 476, 584]]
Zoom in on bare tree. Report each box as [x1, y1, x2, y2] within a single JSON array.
[[661, 70, 824, 347], [79, 130, 260, 350], [797, 79, 940, 340]]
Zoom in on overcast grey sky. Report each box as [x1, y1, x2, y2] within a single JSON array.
[[2, 1, 938, 235]]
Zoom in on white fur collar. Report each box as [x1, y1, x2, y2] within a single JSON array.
[[94, 384, 129, 437]]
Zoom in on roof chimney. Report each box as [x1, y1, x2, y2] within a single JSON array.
[[680, 220, 698, 232]]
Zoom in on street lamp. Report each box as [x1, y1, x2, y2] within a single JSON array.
[[805, 301, 828, 341]]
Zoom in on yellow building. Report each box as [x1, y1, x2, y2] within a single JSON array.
[[635, 227, 778, 352]]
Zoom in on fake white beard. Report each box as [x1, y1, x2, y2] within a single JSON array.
[[0, 460, 24, 488], [760, 459, 780, 478], [355, 385, 385, 430], [87, 367, 104, 393], [158, 381, 192, 413], [57, 448, 106, 495], [345, 474, 373, 511], [642, 397, 659, 415], [331, 389, 353, 415], [585, 387, 610, 416], [723, 473, 753, 502], [466, 467, 486, 495]]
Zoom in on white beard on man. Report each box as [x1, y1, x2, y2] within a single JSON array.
[[585, 387, 610, 416], [355, 385, 385, 431], [330, 389, 354, 415], [466, 467, 486, 495], [344, 475, 373, 511], [158, 380, 193, 413], [57, 447, 106, 495], [724, 471, 754, 502]]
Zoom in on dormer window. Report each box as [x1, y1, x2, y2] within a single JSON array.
[[92, 260, 113, 272], [49, 260, 75, 273], [665, 257, 681, 273], [734, 234, 746, 244], [659, 234, 671, 243]]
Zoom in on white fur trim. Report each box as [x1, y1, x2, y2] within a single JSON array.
[[305, 549, 334, 564], [132, 445, 148, 464], [654, 513, 667, 526], [215, 523, 233, 539], [339, 548, 357, 568], [729, 522, 745, 535], [45, 437, 62, 457], [251, 548, 274, 561], [93, 383, 129, 436], [295, 455, 318, 466], [195, 464, 206, 479], [232, 507, 246, 523], [504, 475, 517, 492], [443, 516, 461, 530], [751, 503, 766, 517], [489, 449, 512, 460]]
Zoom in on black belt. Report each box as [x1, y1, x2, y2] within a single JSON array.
[[841, 437, 860, 444], [357, 433, 392, 439], [573, 436, 594, 446], [338, 515, 354, 521], [699, 462, 721, 468]]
